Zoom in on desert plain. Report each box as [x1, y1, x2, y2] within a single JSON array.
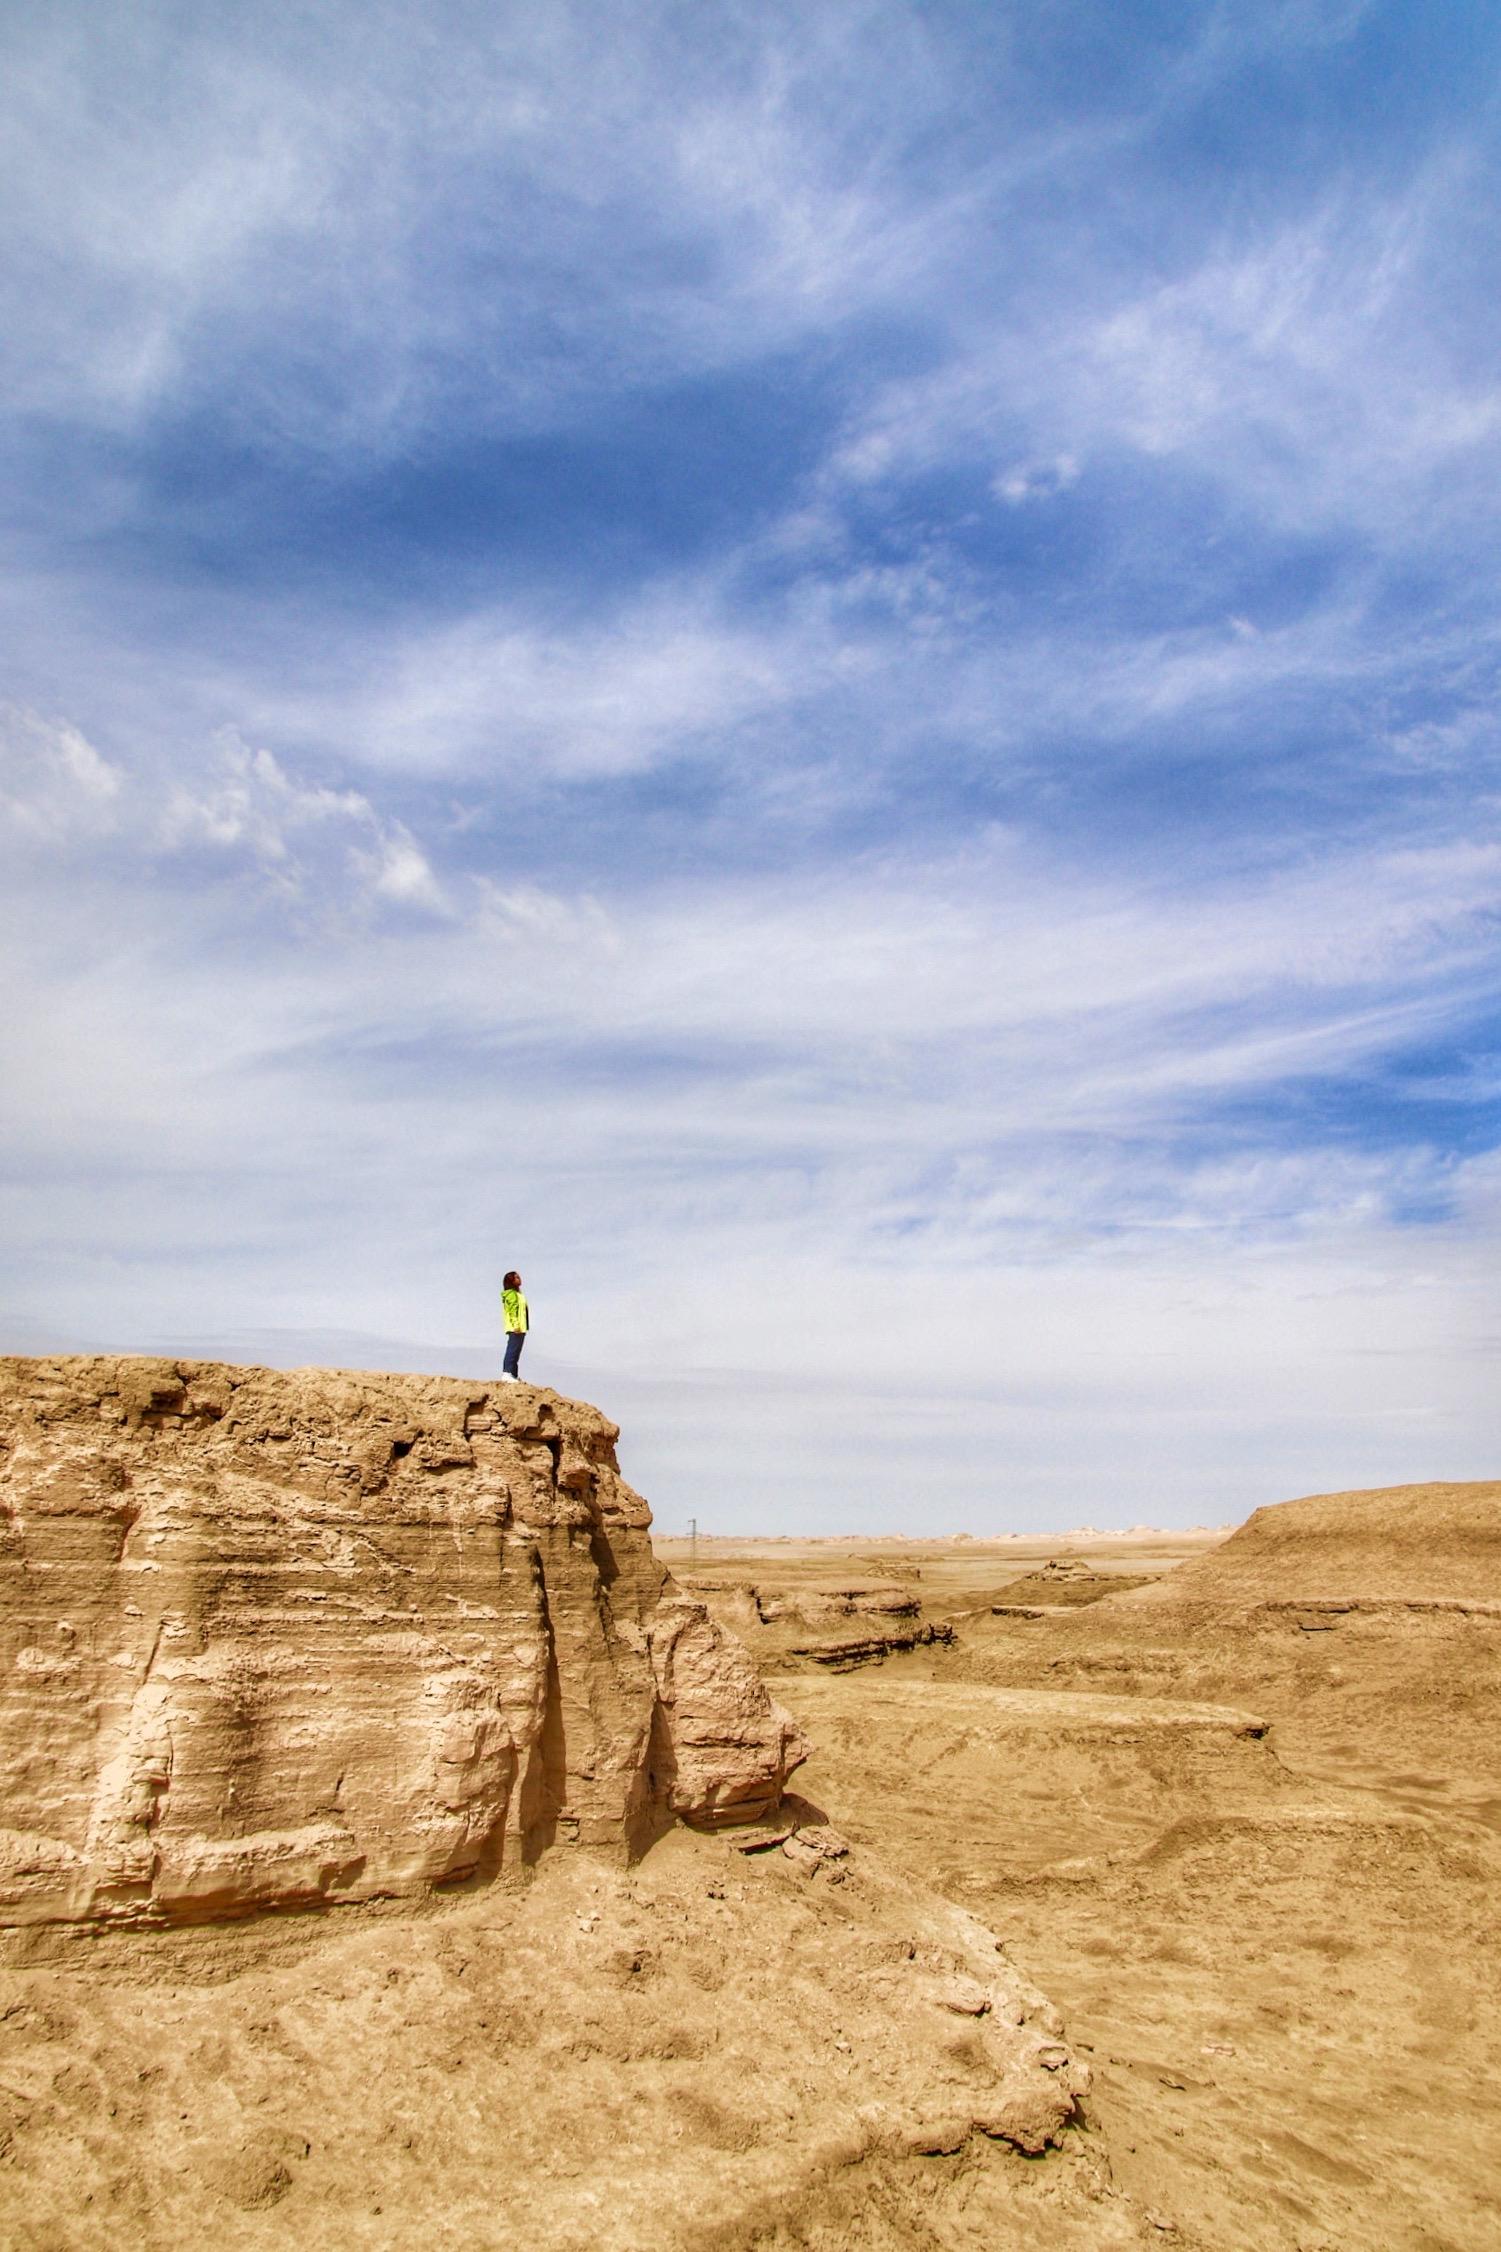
[[660, 1501, 1501, 2251], [0, 1356, 1497, 2250]]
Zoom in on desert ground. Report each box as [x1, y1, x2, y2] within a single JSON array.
[[662, 1501, 1501, 2251], [0, 1363, 1496, 2250], [0, 1360, 1104, 2251]]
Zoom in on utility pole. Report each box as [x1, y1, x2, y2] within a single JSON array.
[[689, 1516, 697, 1569]]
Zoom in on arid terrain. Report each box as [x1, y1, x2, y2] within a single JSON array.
[[0, 1358, 1496, 2249], [0, 1359, 1100, 2251], [665, 1497, 1501, 2251]]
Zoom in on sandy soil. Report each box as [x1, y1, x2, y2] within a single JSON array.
[[666, 1504, 1501, 2251], [0, 1823, 1149, 2251]]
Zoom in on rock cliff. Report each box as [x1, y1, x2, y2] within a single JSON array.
[[0, 1356, 807, 1924]]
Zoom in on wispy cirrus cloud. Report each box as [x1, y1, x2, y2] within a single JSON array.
[[0, 2, 973, 449]]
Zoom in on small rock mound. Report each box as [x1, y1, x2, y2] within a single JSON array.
[[991, 1559, 1160, 1611]]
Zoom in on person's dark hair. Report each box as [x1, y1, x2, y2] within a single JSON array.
[[503, 1270, 521, 1290]]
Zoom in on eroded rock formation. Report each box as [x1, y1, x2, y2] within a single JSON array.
[[0, 1356, 807, 1924], [1115, 1478, 1501, 1610], [677, 1572, 954, 1669]]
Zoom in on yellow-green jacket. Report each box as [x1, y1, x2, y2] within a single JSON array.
[[503, 1287, 529, 1333]]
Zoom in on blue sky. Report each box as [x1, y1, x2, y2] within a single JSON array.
[[2, 0, 1498, 1531]]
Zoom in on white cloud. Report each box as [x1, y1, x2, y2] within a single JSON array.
[[2, 724, 453, 922], [313, 593, 812, 779], [0, 708, 123, 839], [1081, 181, 1501, 528], [994, 454, 1079, 505], [0, 2, 973, 451], [5, 752, 1495, 1203], [822, 152, 1501, 559], [162, 542, 1409, 796], [360, 826, 449, 916], [159, 736, 374, 861]]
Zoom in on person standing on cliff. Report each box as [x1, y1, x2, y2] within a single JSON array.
[[501, 1270, 529, 1382]]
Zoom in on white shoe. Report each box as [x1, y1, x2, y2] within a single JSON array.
[[500, 1372, 519, 1384]]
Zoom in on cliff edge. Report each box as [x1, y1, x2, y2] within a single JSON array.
[[0, 1355, 807, 1925]]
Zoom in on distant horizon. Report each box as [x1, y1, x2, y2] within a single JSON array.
[[653, 1526, 1238, 1542]]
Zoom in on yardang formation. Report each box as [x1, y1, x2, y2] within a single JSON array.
[[0, 1356, 807, 1925]]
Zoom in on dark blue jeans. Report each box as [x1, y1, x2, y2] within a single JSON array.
[[503, 1330, 525, 1378]]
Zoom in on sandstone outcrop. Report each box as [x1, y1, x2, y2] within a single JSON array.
[[990, 1559, 1160, 1613], [678, 1572, 954, 1669], [1114, 1478, 1501, 1609], [0, 1356, 807, 1925]]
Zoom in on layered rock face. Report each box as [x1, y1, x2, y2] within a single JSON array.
[[1119, 1478, 1501, 1609], [0, 1356, 806, 1925], [678, 1574, 953, 1670]]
